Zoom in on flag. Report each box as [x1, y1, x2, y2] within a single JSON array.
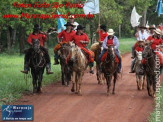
[[130, 6, 142, 27], [57, 10, 66, 33], [156, 0, 163, 16], [83, 0, 99, 15]]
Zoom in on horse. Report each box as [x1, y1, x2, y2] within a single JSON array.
[[69, 42, 88, 95], [135, 51, 145, 90], [59, 43, 72, 86], [142, 43, 157, 98], [90, 42, 105, 84], [29, 39, 46, 93], [101, 45, 118, 95]]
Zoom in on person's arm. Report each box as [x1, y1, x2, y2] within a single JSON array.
[[57, 31, 63, 43], [80, 34, 89, 44], [102, 36, 108, 49], [113, 36, 119, 50], [27, 34, 32, 46]]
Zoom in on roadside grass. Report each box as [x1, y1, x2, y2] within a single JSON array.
[[0, 37, 135, 108], [0, 52, 61, 108], [149, 82, 163, 122]]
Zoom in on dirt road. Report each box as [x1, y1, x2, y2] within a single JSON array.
[[1, 53, 163, 122]]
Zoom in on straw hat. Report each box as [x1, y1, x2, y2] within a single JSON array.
[[107, 29, 115, 36], [154, 28, 162, 35]]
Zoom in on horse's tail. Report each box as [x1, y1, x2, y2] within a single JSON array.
[[90, 42, 99, 52]]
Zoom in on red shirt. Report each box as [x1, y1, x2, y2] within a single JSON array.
[[27, 33, 46, 47], [107, 38, 113, 45], [159, 26, 163, 30], [147, 36, 162, 50], [134, 42, 144, 52], [97, 30, 108, 42], [57, 30, 75, 42], [72, 33, 89, 48]]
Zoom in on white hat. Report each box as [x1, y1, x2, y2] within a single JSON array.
[[107, 29, 115, 36], [146, 25, 149, 28], [154, 28, 162, 35]]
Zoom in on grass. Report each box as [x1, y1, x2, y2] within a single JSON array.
[[0, 37, 136, 108], [149, 82, 163, 122], [0, 52, 61, 108]]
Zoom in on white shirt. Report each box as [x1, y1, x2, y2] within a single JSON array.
[[136, 30, 149, 41], [73, 22, 79, 30]]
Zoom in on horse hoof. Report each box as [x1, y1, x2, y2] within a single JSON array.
[[71, 89, 75, 92], [112, 92, 115, 95]]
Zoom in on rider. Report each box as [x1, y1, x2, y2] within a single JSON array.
[[21, 24, 53, 74], [146, 28, 162, 50], [54, 22, 76, 65], [96, 24, 108, 43], [99, 29, 121, 73], [72, 25, 94, 74], [69, 15, 79, 31]]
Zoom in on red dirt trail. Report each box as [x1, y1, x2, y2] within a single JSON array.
[[1, 53, 163, 122]]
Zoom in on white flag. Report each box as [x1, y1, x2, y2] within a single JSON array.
[[83, 0, 99, 15], [130, 6, 142, 27]]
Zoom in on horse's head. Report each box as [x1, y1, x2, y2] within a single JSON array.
[[142, 42, 152, 58], [32, 38, 40, 53], [107, 44, 115, 60], [60, 43, 70, 59], [69, 42, 78, 63]]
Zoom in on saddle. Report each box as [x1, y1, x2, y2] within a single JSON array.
[[101, 51, 120, 63], [80, 47, 94, 63]]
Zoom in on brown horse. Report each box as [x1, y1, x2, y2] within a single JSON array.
[[101, 45, 118, 95], [69, 42, 88, 95], [90, 42, 105, 84], [142, 43, 157, 98], [135, 51, 145, 90]]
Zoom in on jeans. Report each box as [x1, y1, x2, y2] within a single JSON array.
[[54, 52, 59, 60], [131, 45, 135, 57], [131, 58, 136, 71]]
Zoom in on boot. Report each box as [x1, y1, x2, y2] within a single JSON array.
[[46, 63, 53, 75], [54, 58, 59, 65], [21, 65, 29, 74], [89, 67, 94, 74]]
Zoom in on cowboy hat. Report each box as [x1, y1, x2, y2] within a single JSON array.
[[71, 23, 76, 27], [69, 15, 75, 19], [149, 25, 156, 30], [107, 29, 115, 36], [100, 24, 107, 32], [34, 24, 41, 30], [76, 25, 85, 30], [154, 28, 162, 35], [64, 22, 74, 27]]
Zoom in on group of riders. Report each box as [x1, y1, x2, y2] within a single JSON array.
[[21, 15, 163, 76]]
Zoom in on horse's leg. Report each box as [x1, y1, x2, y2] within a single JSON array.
[[31, 69, 37, 93], [61, 70, 65, 85], [112, 72, 117, 94], [37, 70, 43, 93], [71, 71, 75, 92], [139, 75, 143, 90], [96, 65, 100, 84], [75, 72, 78, 94], [147, 75, 152, 96], [152, 76, 157, 98], [78, 72, 83, 95], [106, 74, 112, 96], [136, 74, 140, 90], [142, 75, 145, 89]]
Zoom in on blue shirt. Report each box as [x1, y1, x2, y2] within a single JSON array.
[[102, 36, 119, 50]]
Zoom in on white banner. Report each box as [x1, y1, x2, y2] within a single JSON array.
[[130, 6, 142, 27], [83, 0, 99, 15]]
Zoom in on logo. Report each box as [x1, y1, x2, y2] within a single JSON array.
[[2, 105, 33, 121]]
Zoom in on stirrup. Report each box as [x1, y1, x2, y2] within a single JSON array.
[[21, 70, 28, 74]]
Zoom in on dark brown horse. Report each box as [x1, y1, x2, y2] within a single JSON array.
[[142, 43, 157, 98], [29, 39, 46, 93], [58, 43, 72, 86], [91, 42, 105, 84], [101, 45, 118, 95]]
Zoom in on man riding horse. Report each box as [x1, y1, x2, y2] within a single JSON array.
[[99, 29, 122, 73], [53, 22, 76, 64], [72, 25, 94, 74], [21, 24, 53, 74]]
